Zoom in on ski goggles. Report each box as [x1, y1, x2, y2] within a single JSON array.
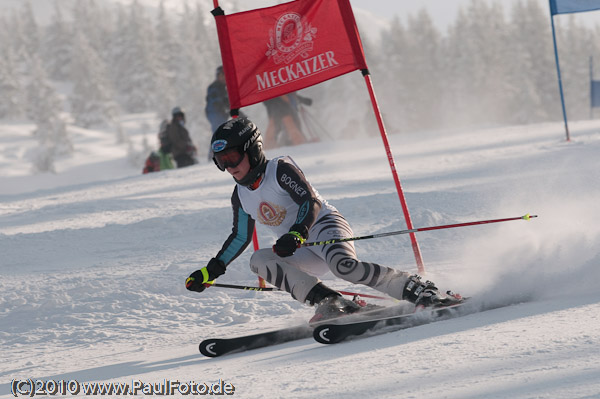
[[214, 147, 245, 171]]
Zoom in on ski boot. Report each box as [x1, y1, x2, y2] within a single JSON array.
[[402, 275, 463, 309], [306, 283, 382, 323], [310, 295, 363, 323]]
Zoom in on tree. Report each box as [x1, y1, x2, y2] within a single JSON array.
[[404, 9, 443, 130], [443, 0, 513, 127], [557, 15, 595, 120], [507, 0, 559, 124], [377, 16, 412, 133], [72, 0, 112, 60], [26, 56, 71, 173], [110, 1, 158, 113], [153, 0, 178, 115], [0, 47, 25, 120], [42, 1, 73, 81], [16, 1, 40, 60], [70, 34, 118, 128], [171, 2, 216, 143]]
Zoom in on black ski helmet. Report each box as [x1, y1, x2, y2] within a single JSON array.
[[211, 117, 267, 185]]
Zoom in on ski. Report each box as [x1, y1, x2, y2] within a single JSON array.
[[199, 324, 313, 357], [313, 302, 469, 344], [199, 300, 499, 355], [198, 302, 412, 357]]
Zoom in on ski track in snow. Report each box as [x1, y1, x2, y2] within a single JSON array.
[[1, 119, 600, 398]]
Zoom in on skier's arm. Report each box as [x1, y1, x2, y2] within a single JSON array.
[[276, 159, 321, 238], [215, 187, 255, 265], [186, 187, 254, 292]]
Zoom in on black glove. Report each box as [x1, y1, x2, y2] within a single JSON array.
[[273, 226, 308, 257], [185, 258, 227, 292]]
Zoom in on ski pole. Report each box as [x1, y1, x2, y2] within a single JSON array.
[[303, 213, 538, 247], [208, 282, 387, 300]]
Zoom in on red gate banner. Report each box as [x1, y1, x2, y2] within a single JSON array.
[[213, 0, 368, 109]]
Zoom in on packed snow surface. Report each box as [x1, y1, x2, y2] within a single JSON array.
[[1, 118, 600, 398]]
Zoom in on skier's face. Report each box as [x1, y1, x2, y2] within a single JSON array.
[[226, 153, 251, 181]]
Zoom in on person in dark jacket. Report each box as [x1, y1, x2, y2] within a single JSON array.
[[205, 66, 230, 134], [166, 107, 197, 168], [204, 66, 247, 160]]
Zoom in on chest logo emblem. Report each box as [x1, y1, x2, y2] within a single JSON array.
[[257, 202, 287, 226]]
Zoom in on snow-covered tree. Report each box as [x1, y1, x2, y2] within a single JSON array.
[[42, 1, 73, 81], [0, 47, 25, 120], [170, 2, 217, 143], [175, 3, 210, 109], [557, 15, 595, 120], [26, 56, 71, 172], [403, 9, 444, 131], [72, 0, 112, 59], [16, 1, 40, 60], [152, 1, 178, 115], [70, 34, 118, 128], [507, 0, 559, 124], [376, 16, 412, 133], [109, 1, 158, 113], [3, 0, 600, 143]]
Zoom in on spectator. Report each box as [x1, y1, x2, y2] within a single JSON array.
[[205, 66, 229, 134], [166, 107, 197, 168], [142, 120, 175, 174], [263, 92, 312, 148]]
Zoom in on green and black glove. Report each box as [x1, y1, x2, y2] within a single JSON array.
[[185, 258, 227, 293]]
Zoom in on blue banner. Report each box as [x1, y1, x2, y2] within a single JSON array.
[[550, 0, 600, 15], [591, 81, 600, 108]]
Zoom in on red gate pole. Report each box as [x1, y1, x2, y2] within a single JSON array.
[[362, 71, 425, 274], [252, 228, 267, 288]]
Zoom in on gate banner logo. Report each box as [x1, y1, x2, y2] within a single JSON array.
[[266, 13, 317, 65]]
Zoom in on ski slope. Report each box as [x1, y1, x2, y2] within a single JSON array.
[[1, 118, 600, 398]]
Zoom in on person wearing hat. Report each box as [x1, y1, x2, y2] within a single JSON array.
[[166, 107, 197, 168]]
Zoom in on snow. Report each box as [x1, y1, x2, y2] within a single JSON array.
[[1, 116, 600, 399]]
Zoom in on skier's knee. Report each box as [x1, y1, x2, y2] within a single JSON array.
[[250, 248, 276, 265], [250, 249, 271, 276]]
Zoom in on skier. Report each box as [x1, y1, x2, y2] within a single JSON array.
[[185, 118, 461, 321]]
